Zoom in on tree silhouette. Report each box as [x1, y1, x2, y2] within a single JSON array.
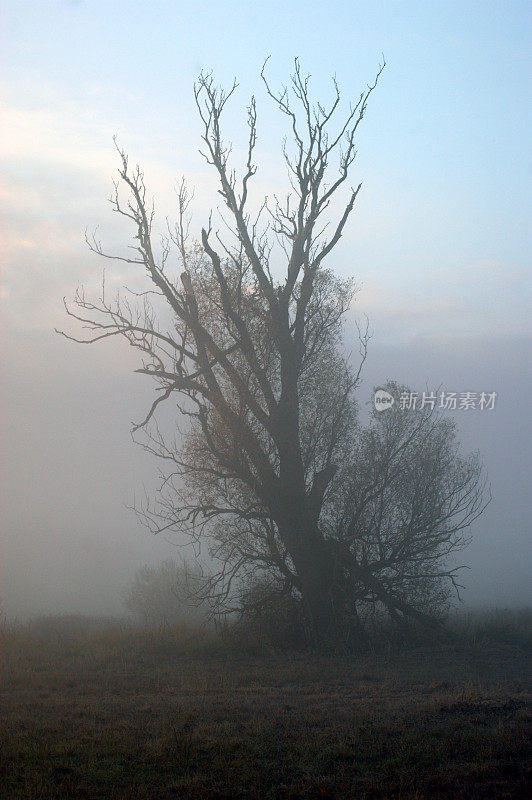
[[59, 60, 487, 643]]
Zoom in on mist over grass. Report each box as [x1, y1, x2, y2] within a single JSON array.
[[3, 606, 531, 655], [1, 608, 530, 799]]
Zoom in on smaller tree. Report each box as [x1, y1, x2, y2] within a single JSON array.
[[327, 381, 489, 631], [123, 559, 206, 627]]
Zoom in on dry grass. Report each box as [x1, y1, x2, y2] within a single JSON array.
[[1, 613, 530, 799]]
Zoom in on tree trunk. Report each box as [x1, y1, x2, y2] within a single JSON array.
[[279, 519, 344, 645]]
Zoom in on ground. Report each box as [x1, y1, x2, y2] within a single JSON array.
[[1, 619, 530, 799]]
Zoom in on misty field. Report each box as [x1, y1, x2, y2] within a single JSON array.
[[1, 613, 530, 799]]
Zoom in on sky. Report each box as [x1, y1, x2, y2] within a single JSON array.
[[1, 0, 531, 619]]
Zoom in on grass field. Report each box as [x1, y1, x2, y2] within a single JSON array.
[[1, 612, 530, 799]]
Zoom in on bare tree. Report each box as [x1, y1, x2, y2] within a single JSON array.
[[58, 60, 487, 643]]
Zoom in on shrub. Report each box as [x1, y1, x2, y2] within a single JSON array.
[[123, 559, 207, 627]]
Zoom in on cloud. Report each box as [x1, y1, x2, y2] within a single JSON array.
[[351, 256, 531, 345]]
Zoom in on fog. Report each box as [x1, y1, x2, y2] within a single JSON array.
[[1, 0, 530, 621], [1, 316, 530, 620]]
